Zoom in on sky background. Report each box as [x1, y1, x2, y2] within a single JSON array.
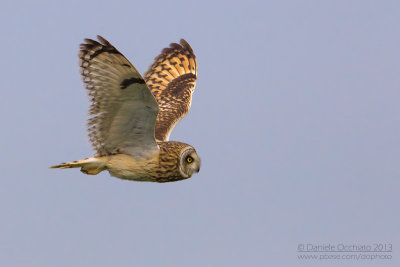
[[0, 0, 399, 266]]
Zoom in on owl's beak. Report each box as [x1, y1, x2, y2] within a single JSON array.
[[195, 158, 201, 173]]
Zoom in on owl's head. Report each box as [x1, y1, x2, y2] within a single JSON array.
[[179, 146, 201, 178]]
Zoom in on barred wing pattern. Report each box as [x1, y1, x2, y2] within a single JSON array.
[[79, 36, 159, 157], [144, 39, 197, 141]]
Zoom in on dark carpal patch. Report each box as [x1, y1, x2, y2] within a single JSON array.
[[167, 73, 196, 93], [120, 77, 146, 89]]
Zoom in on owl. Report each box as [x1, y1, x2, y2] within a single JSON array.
[[50, 36, 200, 183]]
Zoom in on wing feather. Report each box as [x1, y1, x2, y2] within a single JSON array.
[[144, 39, 197, 141], [79, 36, 159, 157]]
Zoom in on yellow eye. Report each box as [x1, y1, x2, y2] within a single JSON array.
[[186, 156, 193, 163]]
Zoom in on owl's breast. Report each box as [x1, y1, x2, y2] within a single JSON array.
[[105, 153, 160, 182]]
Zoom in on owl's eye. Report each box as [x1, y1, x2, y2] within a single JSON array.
[[186, 156, 193, 163]]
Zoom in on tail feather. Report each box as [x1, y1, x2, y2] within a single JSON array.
[[50, 157, 106, 175]]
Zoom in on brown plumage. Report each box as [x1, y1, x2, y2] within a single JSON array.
[[144, 39, 197, 141], [50, 36, 200, 183]]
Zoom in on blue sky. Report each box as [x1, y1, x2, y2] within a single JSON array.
[[1, 1, 399, 266]]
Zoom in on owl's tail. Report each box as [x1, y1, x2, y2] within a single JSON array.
[[49, 157, 107, 175]]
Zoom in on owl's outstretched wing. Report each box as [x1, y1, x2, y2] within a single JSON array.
[[79, 36, 159, 157], [144, 39, 197, 141]]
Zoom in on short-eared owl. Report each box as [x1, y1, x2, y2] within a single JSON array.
[[50, 36, 200, 183]]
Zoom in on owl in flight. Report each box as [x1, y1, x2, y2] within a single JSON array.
[[50, 36, 200, 183]]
